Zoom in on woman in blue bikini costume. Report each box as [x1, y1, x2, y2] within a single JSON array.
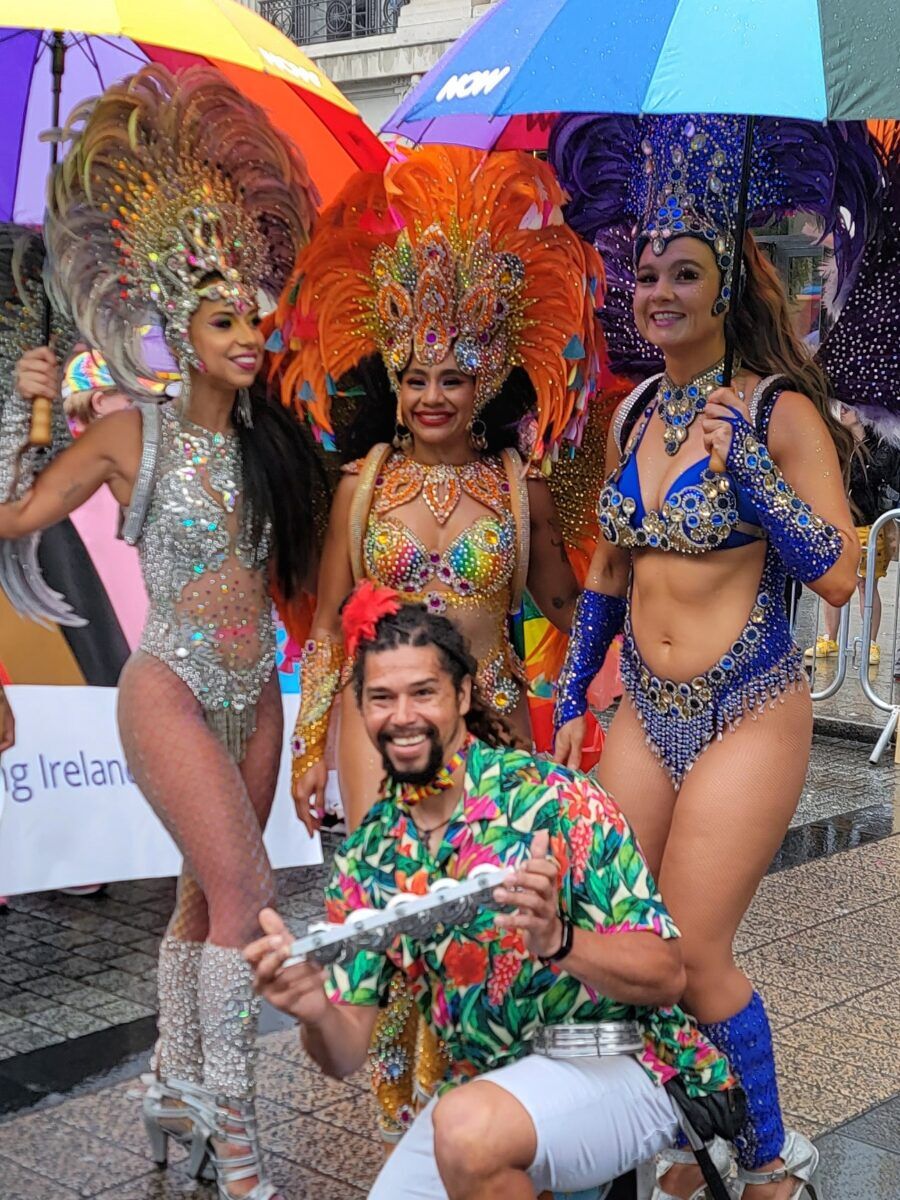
[[550, 114, 882, 1199]]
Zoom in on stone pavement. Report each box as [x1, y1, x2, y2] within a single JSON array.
[[0, 735, 898, 1199]]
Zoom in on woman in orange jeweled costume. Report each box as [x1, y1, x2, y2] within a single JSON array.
[[270, 144, 607, 1141]]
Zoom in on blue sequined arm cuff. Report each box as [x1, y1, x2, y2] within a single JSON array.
[[554, 590, 626, 729], [726, 413, 843, 583]]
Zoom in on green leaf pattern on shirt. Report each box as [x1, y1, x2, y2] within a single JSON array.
[[323, 741, 734, 1098]]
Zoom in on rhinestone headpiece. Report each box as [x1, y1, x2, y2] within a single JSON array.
[[553, 112, 883, 323], [371, 223, 526, 411], [632, 116, 768, 313], [272, 144, 607, 464], [46, 65, 316, 402]]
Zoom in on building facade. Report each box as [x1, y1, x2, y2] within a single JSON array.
[[256, 0, 491, 132]]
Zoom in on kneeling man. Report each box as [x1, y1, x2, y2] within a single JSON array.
[[248, 583, 736, 1199]]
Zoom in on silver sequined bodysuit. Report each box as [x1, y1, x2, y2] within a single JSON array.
[[124, 404, 273, 760]]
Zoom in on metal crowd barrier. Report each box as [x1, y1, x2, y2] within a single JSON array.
[[787, 508, 900, 765], [859, 508, 900, 765]]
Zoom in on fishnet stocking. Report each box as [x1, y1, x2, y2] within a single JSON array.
[[117, 652, 283, 949], [599, 687, 813, 1181], [659, 685, 812, 1021]]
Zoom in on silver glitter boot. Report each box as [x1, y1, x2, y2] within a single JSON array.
[[191, 943, 283, 1200], [158, 935, 204, 1084], [143, 937, 211, 1175]]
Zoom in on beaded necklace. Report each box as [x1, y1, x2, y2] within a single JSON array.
[[396, 735, 472, 810], [374, 455, 509, 525], [658, 356, 731, 455]]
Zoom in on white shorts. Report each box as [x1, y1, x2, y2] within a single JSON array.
[[368, 1053, 679, 1199]]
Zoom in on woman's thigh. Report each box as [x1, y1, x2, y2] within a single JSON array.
[[239, 670, 284, 827], [595, 698, 678, 878], [118, 653, 276, 945], [658, 686, 812, 1014]]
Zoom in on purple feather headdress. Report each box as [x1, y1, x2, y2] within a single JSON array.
[[592, 223, 663, 378], [550, 114, 883, 372], [817, 125, 900, 446]]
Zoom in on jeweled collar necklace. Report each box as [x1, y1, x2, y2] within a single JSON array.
[[658, 356, 730, 456]]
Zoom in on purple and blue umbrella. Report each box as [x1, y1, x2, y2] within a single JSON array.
[[384, 0, 900, 394], [385, 0, 900, 149]]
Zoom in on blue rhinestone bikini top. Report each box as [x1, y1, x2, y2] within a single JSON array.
[[598, 386, 767, 555]]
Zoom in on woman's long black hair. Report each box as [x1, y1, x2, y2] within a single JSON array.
[[335, 354, 538, 463], [232, 379, 330, 601]]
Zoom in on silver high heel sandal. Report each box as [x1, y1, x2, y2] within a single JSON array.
[[735, 1130, 820, 1198], [197, 944, 282, 1200], [141, 1076, 214, 1177], [652, 1139, 739, 1200], [141, 936, 208, 1175], [178, 1083, 283, 1200]]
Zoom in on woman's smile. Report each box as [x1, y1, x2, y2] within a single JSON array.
[[412, 408, 455, 428]]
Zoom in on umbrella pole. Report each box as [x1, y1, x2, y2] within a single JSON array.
[[723, 113, 756, 386], [30, 30, 66, 447]]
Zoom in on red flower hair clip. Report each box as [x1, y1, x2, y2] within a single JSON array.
[[341, 580, 402, 657]]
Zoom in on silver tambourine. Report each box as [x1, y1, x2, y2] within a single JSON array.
[[284, 864, 509, 968], [530, 1021, 644, 1058]]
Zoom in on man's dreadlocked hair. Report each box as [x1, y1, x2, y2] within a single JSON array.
[[351, 603, 513, 749]]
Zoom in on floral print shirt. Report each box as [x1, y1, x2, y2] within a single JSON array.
[[324, 739, 734, 1097]]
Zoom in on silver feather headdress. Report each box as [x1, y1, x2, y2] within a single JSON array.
[[0, 225, 82, 626], [45, 64, 317, 402]]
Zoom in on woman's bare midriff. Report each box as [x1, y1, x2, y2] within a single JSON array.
[[629, 538, 770, 681]]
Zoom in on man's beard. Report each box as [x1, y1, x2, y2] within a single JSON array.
[[377, 724, 445, 786]]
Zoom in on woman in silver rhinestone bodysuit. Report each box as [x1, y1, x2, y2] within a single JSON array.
[[0, 66, 320, 1200]]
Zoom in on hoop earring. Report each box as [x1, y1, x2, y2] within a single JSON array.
[[468, 418, 487, 451], [392, 398, 411, 449], [392, 421, 412, 450], [236, 387, 254, 428]]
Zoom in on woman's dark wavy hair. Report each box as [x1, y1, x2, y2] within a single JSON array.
[[335, 354, 537, 463], [350, 602, 513, 749], [729, 235, 855, 476], [232, 378, 330, 600]]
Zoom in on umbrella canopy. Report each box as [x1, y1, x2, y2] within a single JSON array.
[[384, 0, 900, 147], [1, 0, 386, 222]]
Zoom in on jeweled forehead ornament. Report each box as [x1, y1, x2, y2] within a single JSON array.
[[130, 189, 267, 372], [633, 116, 749, 315], [369, 222, 526, 413]]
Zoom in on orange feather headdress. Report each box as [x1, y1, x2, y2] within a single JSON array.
[[269, 145, 606, 464]]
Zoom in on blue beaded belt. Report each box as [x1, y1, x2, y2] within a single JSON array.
[[620, 548, 805, 785]]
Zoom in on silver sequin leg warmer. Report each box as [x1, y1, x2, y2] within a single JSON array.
[[199, 943, 261, 1101], [157, 935, 204, 1085]]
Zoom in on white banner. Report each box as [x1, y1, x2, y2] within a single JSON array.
[[0, 685, 321, 896]]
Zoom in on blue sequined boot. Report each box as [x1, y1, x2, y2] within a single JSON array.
[[697, 991, 784, 1171]]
